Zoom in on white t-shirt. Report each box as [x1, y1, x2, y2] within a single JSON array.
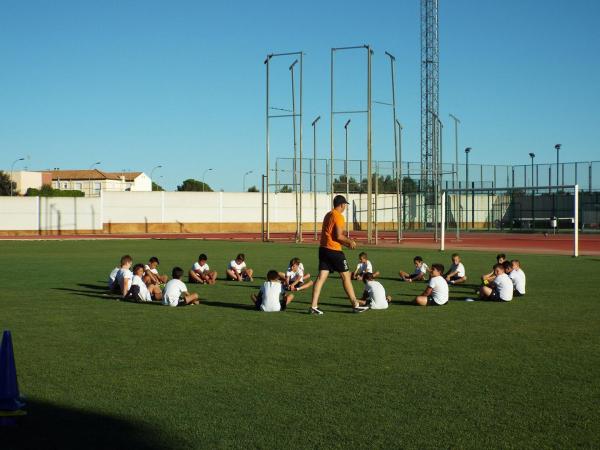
[[192, 262, 210, 274], [286, 266, 304, 283], [509, 269, 526, 294], [163, 279, 188, 307], [144, 265, 159, 275], [356, 260, 373, 275], [364, 280, 388, 310], [412, 263, 429, 277], [116, 268, 133, 293], [494, 273, 514, 301], [228, 260, 247, 274], [428, 275, 449, 305], [259, 281, 284, 312], [108, 267, 119, 289], [132, 275, 152, 302], [449, 262, 465, 278]]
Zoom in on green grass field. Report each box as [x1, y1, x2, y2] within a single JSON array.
[[1, 239, 599, 449]]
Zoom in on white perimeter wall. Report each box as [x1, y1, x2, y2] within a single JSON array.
[[0, 191, 509, 232]]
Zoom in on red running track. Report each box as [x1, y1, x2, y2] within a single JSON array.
[[1, 231, 599, 256]]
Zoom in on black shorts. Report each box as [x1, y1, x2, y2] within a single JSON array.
[[318, 247, 349, 273]]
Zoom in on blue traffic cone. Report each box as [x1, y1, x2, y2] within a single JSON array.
[[0, 330, 25, 411]]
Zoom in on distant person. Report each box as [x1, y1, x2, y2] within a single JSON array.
[[399, 256, 429, 282], [481, 254, 507, 285], [356, 272, 391, 310], [115, 255, 134, 298], [251, 270, 294, 312], [415, 263, 448, 306], [226, 253, 254, 282], [309, 195, 369, 314], [163, 267, 200, 307], [144, 257, 168, 285], [189, 253, 218, 285], [281, 257, 313, 291], [131, 264, 162, 302], [478, 263, 513, 302], [509, 259, 526, 296], [351, 252, 380, 280], [444, 253, 467, 285]]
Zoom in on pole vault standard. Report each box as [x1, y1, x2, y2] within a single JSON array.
[[331, 45, 373, 243], [264, 51, 303, 242]]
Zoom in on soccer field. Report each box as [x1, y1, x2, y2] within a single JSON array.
[[2, 239, 599, 449]]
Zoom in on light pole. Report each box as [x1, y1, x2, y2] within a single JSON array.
[[202, 168, 213, 192], [88, 161, 101, 197], [10, 157, 25, 196], [150, 165, 162, 191], [395, 119, 403, 241], [554, 144, 561, 188], [465, 147, 471, 229], [289, 59, 300, 242], [312, 116, 321, 240], [344, 119, 351, 234], [529, 153, 535, 187], [449, 114, 460, 190], [243, 170, 253, 192], [529, 152, 536, 228]]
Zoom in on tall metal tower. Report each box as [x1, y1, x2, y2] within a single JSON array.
[[421, 0, 439, 227]]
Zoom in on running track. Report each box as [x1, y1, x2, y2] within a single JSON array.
[[1, 231, 599, 256]]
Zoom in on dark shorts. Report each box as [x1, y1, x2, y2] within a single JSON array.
[[514, 290, 525, 297], [318, 247, 349, 273], [427, 297, 444, 306], [449, 274, 463, 281]]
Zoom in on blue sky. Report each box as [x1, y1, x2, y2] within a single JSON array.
[[1, 0, 598, 191]]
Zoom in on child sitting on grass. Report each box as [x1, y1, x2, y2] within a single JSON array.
[[509, 259, 526, 296], [478, 263, 513, 302], [399, 256, 429, 282], [351, 252, 380, 280], [115, 255, 134, 298], [144, 257, 168, 285], [163, 267, 200, 307], [415, 263, 448, 306], [444, 253, 467, 285], [280, 257, 313, 291], [189, 253, 218, 285], [227, 253, 254, 282], [131, 264, 163, 302], [356, 272, 391, 310], [481, 253, 506, 285], [251, 270, 294, 312]]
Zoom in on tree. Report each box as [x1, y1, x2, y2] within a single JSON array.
[[279, 185, 292, 193], [177, 179, 213, 192], [26, 184, 84, 197], [0, 170, 16, 196], [247, 186, 259, 192], [152, 182, 164, 191], [402, 176, 418, 194]]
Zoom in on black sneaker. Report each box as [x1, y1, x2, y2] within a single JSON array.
[[309, 307, 324, 315], [352, 306, 370, 313]]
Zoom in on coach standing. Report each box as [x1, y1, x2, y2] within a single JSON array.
[[309, 195, 369, 314]]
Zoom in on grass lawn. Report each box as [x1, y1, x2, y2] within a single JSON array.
[[1, 239, 599, 449]]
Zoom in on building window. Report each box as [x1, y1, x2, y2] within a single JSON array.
[[75, 183, 82, 191], [63, 182, 68, 189]]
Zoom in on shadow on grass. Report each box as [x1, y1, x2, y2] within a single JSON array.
[[77, 283, 108, 291], [52, 287, 119, 301], [2, 398, 178, 450], [201, 300, 255, 310]]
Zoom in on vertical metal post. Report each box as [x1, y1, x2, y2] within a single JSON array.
[[471, 181, 475, 229], [433, 117, 438, 241], [574, 184, 579, 257], [290, 60, 299, 242], [441, 191, 446, 251], [589, 163, 592, 193], [330, 49, 335, 198], [396, 120, 403, 241], [374, 161, 378, 245], [456, 181, 461, 240], [261, 174, 265, 240], [312, 117, 321, 241], [367, 46, 373, 244], [299, 53, 304, 242], [265, 55, 271, 240], [344, 119, 351, 235], [387, 52, 401, 243], [465, 148, 470, 230]]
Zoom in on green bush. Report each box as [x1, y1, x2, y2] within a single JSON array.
[[26, 184, 85, 197]]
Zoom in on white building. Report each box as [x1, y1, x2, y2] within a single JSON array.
[[49, 170, 152, 196]]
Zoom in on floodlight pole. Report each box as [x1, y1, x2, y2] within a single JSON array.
[[89, 161, 102, 197], [449, 113, 460, 240], [396, 119, 404, 242], [465, 147, 471, 229], [386, 51, 401, 243], [344, 119, 351, 234], [312, 116, 321, 240], [265, 54, 271, 241], [10, 157, 25, 196], [290, 59, 300, 242], [243, 170, 253, 191], [529, 152, 535, 229], [555, 144, 561, 189], [202, 168, 213, 192]]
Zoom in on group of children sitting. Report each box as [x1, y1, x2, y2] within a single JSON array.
[[107, 250, 526, 311]]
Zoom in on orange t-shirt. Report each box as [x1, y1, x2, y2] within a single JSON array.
[[320, 209, 345, 251]]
